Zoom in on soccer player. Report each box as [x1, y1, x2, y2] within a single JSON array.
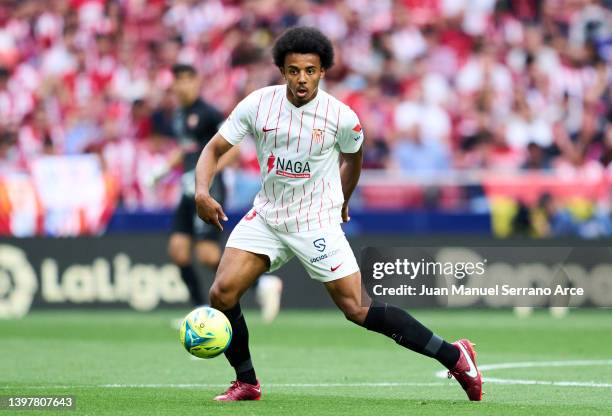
[[194, 27, 483, 402], [164, 64, 283, 321], [165, 63, 228, 307]]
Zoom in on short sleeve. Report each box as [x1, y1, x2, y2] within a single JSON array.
[[336, 106, 364, 154], [218, 91, 259, 145]]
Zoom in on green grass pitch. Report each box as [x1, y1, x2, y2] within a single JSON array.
[[1, 309, 611, 415]]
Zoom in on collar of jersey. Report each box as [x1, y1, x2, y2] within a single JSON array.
[[283, 86, 321, 112]]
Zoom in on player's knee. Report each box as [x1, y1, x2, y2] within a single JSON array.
[[168, 243, 191, 266], [209, 281, 238, 310], [199, 256, 220, 269], [340, 300, 367, 325]]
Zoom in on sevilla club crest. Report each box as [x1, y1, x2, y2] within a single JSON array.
[[312, 128, 324, 144]]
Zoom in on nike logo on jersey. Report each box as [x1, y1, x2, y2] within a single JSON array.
[[331, 263, 343, 272], [262, 127, 278, 132], [457, 342, 478, 378]]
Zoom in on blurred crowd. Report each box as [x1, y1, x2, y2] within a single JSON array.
[[0, 0, 611, 215]]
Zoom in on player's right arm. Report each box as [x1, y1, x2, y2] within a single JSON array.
[[194, 90, 259, 230], [195, 133, 233, 231]]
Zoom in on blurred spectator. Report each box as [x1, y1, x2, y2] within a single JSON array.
[[390, 123, 451, 174], [532, 193, 612, 238], [522, 142, 552, 170], [531, 193, 579, 237], [0, 129, 21, 174], [504, 87, 554, 151]]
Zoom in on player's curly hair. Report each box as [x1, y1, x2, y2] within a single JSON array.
[[272, 26, 334, 70]]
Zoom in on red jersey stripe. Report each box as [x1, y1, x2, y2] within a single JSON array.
[[320, 99, 330, 154], [286, 110, 293, 150], [308, 100, 320, 155], [319, 179, 325, 228], [296, 111, 304, 152], [307, 181, 316, 231], [262, 88, 277, 142], [273, 96, 284, 148], [333, 106, 341, 142], [254, 92, 264, 126], [298, 184, 305, 217]]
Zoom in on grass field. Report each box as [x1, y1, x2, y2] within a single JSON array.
[[1, 309, 611, 415]]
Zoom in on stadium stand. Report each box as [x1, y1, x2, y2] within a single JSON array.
[[0, 0, 610, 237]]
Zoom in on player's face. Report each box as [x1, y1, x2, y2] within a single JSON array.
[[281, 53, 325, 107], [172, 72, 200, 105]]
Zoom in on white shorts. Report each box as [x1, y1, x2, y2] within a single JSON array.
[[226, 209, 360, 282]]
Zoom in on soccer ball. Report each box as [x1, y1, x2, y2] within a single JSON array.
[[179, 306, 232, 359]]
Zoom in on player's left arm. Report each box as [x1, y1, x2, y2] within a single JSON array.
[[339, 146, 363, 222]]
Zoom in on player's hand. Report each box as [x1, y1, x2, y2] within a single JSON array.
[[341, 201, 351, 223], [195, 193, 228, 231]]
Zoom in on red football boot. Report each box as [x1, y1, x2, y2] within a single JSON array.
[[214, 380, 261, 401], [447, 339, 483, 401]]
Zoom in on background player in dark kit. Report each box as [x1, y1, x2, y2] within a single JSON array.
[[164, 64, 283, 320], [166, 63, 228, 306]]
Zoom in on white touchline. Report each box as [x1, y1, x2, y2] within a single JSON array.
[[479, 378, 612, 388], [0, 382, 448, 389], [435, 359, 612, 388], [2, 360, 611, 390]]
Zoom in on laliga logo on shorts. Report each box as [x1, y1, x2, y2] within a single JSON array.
[[313, 238, 326, 252], [0, 245, 38, 318], [267, 153, 276, 173]]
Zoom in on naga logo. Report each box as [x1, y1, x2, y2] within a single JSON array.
[[267, 153, 311, 178]]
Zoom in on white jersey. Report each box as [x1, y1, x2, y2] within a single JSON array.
[[219, 85, 364, 233]]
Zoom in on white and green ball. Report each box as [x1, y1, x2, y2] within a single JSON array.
[[179, 306, 232, 359]]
